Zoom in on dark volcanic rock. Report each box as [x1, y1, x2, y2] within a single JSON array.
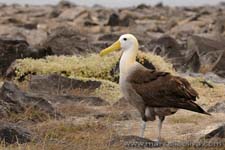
[[148, 35, 185, 69], [203, 124, 225, 139], [213, 51, 225, 78], [29, 74, 101, 95], [0, 122, 32, 144], [186, 35, 225, 77], [57, 0, 76, 8], [28, 74, 109, 107], [106, 13, 120, 26], [0, 81, 60, 119], [183, 52, 201, 72], [214, 16, 225, 35], [106, 13, 131, 27], [136, 4, 150, 9], [98, 33, 120, 42], [42, 26, 98, 55], [0, 38, 52, 76], [208, 101, 225, 113], [149, 35, 183, 57]]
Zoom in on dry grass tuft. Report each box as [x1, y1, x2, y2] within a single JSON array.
[[32, 120, 123, 150], [187, 77, 225, 106], [168, 113, 207, 124], [1, 107, 52, 124], [57, 104, 96, 117], [0, 118, 124, 150]]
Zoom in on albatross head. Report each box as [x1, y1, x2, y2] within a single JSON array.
[[99, 34, 139, 56], [100, 34, 139, 76]]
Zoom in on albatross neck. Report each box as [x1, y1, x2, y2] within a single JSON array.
[[119, 47, 138, 77]]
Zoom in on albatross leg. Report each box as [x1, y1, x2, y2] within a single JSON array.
[[140, 120, 146, 137], [157, 116, 165, 141]]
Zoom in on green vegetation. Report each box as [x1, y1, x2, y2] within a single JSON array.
[[14, 52, 175, 82]]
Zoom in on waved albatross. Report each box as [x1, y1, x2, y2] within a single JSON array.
[[99, 34, 210, 141]]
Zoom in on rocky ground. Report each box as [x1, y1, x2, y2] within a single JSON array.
[[0, 1, 225, 150]]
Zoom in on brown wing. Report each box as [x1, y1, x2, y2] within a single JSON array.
[[127, 68, 209, 115]]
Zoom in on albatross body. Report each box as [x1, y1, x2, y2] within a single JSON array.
[[100, 34, 209, 141]]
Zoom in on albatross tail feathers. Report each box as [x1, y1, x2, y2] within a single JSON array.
[[185, 101, 211, 116]]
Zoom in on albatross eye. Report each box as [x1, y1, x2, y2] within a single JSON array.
[[123, 38, 127, 41]]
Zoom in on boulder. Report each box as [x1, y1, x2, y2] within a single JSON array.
[[41, 26, 99, 55], [58, 7, 87, 21], [106, 13, 120, 26], [146, 35, 185, 70], [0, 38, 52, 76], [98, 33, 120, 42], [106, 13, 131, 27], [208, 101, 225, 113], [29, 74, 101, 95], [214, 16, 225, 35], [0, 81, 61, 119], [149, 35, 183, 56], [203, 124, 225, 139], [0, 122, 32, 144], [57, 0, 76, 8], [185, 35, 225, 77], [27, 74, 109, 106]]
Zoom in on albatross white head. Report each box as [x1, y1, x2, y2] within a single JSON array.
[[100, 34, 139, 77]]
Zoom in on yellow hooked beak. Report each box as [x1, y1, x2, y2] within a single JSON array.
[[99, 40, 121, 56]]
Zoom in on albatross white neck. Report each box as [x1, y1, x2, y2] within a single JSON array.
[[119, 46, 138, 77]]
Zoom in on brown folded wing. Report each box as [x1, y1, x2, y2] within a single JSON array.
[[127, 68, 209, 115]]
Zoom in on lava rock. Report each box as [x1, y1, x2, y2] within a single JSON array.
[[0, 81, 61, 119], [58, 7, 87, 21], [106, 13, 131, 27], [186, 35, 225, 77], [147, 35, 185, 69], [203, 124, 225, 139], [98, 33, 120, 42], [57, 0, 76, 8], [106, 13, 120, 26], [149, 35, 183, 57], [0, 122, 32, 144], [29, 74, 101, 95], [208, 101, 225, 113], [41, 26, 98, 55], [0, 38, 52, 76]]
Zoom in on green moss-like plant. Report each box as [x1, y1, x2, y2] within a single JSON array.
[[14, 52, 175, 82]]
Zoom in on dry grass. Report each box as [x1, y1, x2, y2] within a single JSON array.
[[0, 119, 124, 150], [0, 107, 52, 124], [57, 104, 96, 117], [187, 77, 225, 106], [168, 113, 207, 124]]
